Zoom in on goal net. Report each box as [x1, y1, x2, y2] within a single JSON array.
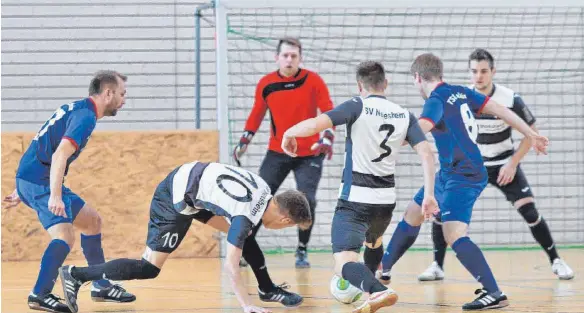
[[213, 0, 584, 252]]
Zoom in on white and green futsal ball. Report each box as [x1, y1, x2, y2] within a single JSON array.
[[329, 274, 363, 304]]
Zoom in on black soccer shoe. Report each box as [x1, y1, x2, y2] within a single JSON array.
[[258, 283, 303, 307], [58, 266, 82, 313], [462, 289, 509, 310], [91, 284, 136, 303], [27, 293, 72, 313]]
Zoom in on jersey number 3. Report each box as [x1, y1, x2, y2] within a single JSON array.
[[371, 124, 395, 163], [460, 103, 478, 144]]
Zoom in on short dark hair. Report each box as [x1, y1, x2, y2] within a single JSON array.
[[356, 61, 386, 90], [88, 70, 127, 96], [273, 190, 312, 230], [277, 37, 302, 55], [469, 48, 495, 69], [410, 53, 443, 81]]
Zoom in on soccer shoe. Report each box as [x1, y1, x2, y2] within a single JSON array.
[[28, 293, 72, 313], [91, 284, 136, 303], [58, 266, 82, 313], [552, 258, 575, 280], [352, 288, 398, 313], [258, 283, 303, 307], [376, 270, 391, 285], [295, 249, 310, 268], [462, 289, 509, 311], [418, 261, 445, 281]]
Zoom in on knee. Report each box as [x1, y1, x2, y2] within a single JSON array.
[[403, 202, 424, 226], [365, 237, 383, 249], [443, 227, 466, 247], [516, 201, 540, 226], [90, 214, 103, 233], [334, 251, 359, 277], [50, 224, 76, 247], [140, 259, 161, 279]]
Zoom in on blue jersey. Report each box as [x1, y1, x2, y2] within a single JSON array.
[[16, 98, 98, 185], [420, 83, 488, 176]]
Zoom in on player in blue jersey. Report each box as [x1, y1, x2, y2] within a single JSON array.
[[3, 71, 135, 313], [378, 53, 549, 311]]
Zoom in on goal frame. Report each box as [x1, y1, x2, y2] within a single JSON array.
[[212, 0, 582, 257]]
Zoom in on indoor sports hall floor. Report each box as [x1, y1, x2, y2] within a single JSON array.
[[2, 249, 583, 313]]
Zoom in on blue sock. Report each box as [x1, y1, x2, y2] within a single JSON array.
[[33, 239, 70, 296], [452, 237, 499, 293], [381, 220, 420, 272], [81, 233, 112, 288]]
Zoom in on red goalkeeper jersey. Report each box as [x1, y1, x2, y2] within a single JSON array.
[[244, 68, 334, 156]]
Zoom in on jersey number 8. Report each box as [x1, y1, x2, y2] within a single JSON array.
[[460, 103, 478, 144]]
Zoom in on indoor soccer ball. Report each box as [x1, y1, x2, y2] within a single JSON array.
[[329, 274, 363, 304]]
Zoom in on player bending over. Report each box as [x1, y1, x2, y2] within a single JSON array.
[[418, 48, 574, 282], [380, 53, 549, 311], [58, 161, 311, 313], [282, 61, 438, 313]]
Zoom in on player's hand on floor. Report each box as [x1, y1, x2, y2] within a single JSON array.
[[281, 135, 298, 157], [531, 133, 549, 155], [421, 195, 439, 220], [48, 194, 67, 217], [242, 305, 271, 313], [2, 189, 21, 209], [497, 162, 517, 186]]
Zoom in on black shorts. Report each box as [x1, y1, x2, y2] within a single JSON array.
[[486, 164, 534, 203], [146, 167, 215, 253], [331, 199, 396, 253], [258, 150, 324, 200]]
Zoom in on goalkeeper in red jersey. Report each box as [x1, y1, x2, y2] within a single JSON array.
[[233, 37, 334, 269]]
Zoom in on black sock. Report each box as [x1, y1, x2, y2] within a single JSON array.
[[341, 262, 387, 294], [432, 221, 447, 269], [72, 258, 159, 282], [242, 234, 275, 293], [518, 203, 559, 264], [364, 245, 384, 274]]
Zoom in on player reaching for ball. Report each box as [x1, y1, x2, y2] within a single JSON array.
[[282, 61, 438, 313], [59, 161, 311, 313]]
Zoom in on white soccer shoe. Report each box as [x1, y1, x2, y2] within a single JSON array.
[[418, 261, 445, 281], [552, 258, 574, 280]]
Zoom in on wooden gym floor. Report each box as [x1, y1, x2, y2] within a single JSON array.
[[2, 249, 583, 313]]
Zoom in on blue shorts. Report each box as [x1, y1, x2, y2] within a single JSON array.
[[413, 170, 487, 224], [16, 178, 86, 229]]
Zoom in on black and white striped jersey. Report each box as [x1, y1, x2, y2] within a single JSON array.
[[171, 161, 272, 226], [325, 95, 426, 205], [472, 84, 536, 167]]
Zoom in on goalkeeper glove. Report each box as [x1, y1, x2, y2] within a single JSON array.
[[233, 130, 254, 166], [311, 129, 334, 160]]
